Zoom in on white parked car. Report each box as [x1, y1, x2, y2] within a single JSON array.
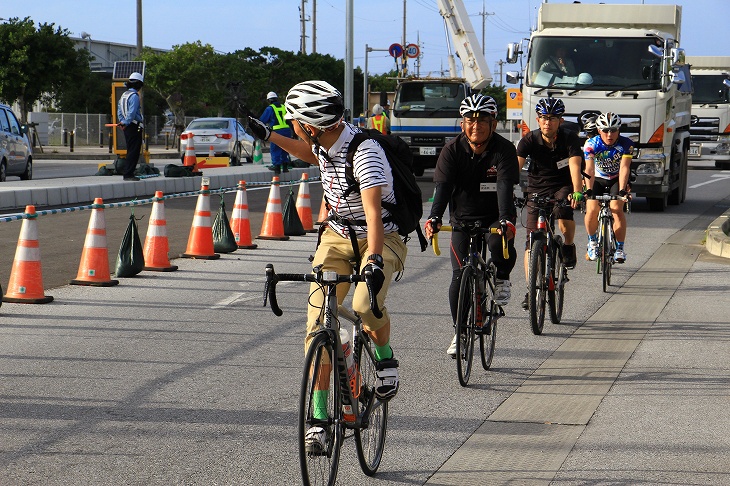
[[0, 104, 33, 181], [180, 117, 254, 165]]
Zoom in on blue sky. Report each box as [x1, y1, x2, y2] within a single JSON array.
[[3, 0, 728, 81]]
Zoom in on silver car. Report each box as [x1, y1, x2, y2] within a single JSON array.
[[0, 104, 33, 181], [180, 117, 254, 165]]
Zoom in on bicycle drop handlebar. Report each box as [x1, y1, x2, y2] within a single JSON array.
[[263, 264, 383, 319], [431, 222, 508, 259]]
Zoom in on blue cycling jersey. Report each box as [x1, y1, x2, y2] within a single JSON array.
[[583, 135, 634, 179]]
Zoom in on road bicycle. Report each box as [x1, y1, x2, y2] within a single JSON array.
[[587, 193, 630, 292], [517, 194, 571, 335], [432, 221, 507, 387], [264, 263, 386, 485]]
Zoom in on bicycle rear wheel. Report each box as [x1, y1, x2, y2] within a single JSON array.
[[354, 331, 388, 476], [529, 239, 547, 335], [299, 332, 342, 486], [455, 266, 476, 386], [549, 241, 565, 324], [602, 219, 612, 292]]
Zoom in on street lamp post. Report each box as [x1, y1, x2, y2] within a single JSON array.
[[363, 44, 390, 119]]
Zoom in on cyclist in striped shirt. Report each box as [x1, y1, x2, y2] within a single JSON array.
[[248, 80, 406, 453]]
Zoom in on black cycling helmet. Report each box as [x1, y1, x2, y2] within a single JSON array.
[[535, 97, 565, 117], [459, 94, 498, 118], [580, 113, 598, 134]]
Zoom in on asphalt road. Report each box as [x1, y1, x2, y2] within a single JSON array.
[[0, 168, 728, 484]]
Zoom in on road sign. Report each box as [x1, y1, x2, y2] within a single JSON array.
[[388, 43, 404, 58], [506, 88, 523, 120], [405, 43, 420, 59]]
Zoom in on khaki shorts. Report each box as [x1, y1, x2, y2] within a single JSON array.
[[305, 227, 407, 354]]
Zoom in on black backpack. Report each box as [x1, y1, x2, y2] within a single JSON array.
[[342, 129, 427, 252]]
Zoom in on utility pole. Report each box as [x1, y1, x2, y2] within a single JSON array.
[[476, 0, 494, 57], [299, 0, 309, 54], [402, 0, 407, 76], [345, 0, 354, 121], [312, 0, 317, 53], [136, 0, 143, 56]]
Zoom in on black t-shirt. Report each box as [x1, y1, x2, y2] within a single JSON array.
[[516, 128, 582, 191], [432, 132, 519, 223]]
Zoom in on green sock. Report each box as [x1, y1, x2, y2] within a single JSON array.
[[312, 390, 328, 420], [374, 341, 393, 361]]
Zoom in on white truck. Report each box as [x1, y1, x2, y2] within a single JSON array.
[[389, 0, 491, 176], [505, 3, 692, 211], [686, 56, 730, 169]]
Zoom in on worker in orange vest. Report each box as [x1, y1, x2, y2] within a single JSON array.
[[367, 104, 391, 135]]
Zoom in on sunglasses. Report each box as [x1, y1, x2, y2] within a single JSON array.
[[600, 128, 619, 133]]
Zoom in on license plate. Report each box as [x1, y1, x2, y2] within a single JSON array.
[[689, 145, 699, 156], [419, 147, 437, 156], [199, 136, 211, 143]]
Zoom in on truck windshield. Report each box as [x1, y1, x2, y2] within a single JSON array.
[[394, 82, 465, 115], [691, 75, 730, 104], [527, 36, 663, 91]]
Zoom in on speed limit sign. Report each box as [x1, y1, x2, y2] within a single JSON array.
[[405, 43, 420, 59]]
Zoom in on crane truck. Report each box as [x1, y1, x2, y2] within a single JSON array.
[[505, 3, 692, 211], [389, 0, 491, 176], [686, 56, 730, 169]]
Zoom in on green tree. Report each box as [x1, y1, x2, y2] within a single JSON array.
[[0, 17, 91, 122], [55, 71, 112, 114], [482, 84, 507, 121]]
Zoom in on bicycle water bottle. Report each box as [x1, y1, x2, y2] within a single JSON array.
[[537, 214, 547, 231]]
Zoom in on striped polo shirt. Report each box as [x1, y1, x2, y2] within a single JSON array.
[[317, 122, 396, 238]]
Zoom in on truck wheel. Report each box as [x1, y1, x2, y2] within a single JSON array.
[[647, 194, 668, 211]]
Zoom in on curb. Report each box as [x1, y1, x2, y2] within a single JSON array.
[[705, 210, 730, 259]]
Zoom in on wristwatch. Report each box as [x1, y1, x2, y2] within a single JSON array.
[[367, 253, 384, 266]]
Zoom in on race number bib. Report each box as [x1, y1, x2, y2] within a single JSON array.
[[480, 182, 497, 192], [555, 157, 569, 170]]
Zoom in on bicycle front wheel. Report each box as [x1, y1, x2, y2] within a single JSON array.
[[529, 239, 547, 335], [479, 268, 498, 370], [455, 265, 476, 386], [602, 219, 612, 292], [354, 331, 388, 476], [299, 332, 342, 486], [549, 242, 565, 324]]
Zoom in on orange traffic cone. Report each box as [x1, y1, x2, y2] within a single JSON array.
[[183, 136, 197, 169], [181, 181, 221, 259], [257, 176, 290, 241], [208, 145, 215, 158], [316, 195, 329, 225], [231, 180, 258, 249], [70, 198, 120, 287], [296, 173, 317, 233], [143, 191, 178, 271], [2, 205, 53, 304]]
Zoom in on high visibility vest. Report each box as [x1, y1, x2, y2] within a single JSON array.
[[371, 114, 386, 134], [272, 104, 289, 130]]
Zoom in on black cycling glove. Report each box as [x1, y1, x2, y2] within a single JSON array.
[[247, 116, 271, 141], [362, 260, 385, 299], [583, 188, 593, 199], [427, 216, 442, 234], [618, 189, 628, 198]]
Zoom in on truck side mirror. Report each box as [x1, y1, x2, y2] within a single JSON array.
[[670, 69, 686, 86], [506, 71, 521, 84], [506, 43, 521, 64], [671, 47, 685, 66]]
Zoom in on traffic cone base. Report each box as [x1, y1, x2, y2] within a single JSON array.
[[3, 206, 54, 304], [257, 176, 290, 241], [70, 198, 119, 287], [143, 191, 179, 272]]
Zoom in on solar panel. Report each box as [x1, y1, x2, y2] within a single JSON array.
[[113, 61, 146, 81]]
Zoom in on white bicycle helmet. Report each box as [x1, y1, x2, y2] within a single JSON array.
[[596, 112, 622, 130], [580, 113, 598, 133], [285, 81, 344, 129], [459, 94, 498, 118]]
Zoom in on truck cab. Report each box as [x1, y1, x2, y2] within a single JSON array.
[[687, 56, 730, 169], [390, 79, 468, 176]]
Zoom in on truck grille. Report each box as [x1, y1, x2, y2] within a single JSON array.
[[412, 135, 443, 145], [690, 117, 720, 142]]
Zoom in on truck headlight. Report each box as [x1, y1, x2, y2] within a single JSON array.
[[718, 134, 730, 142], [635, 162, 663, 175]]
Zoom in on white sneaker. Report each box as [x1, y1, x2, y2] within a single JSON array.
[[586, 240, 599, 261], [494, 279, 511, 305], [446, 335, 457, 357], [614, 248, 626, 263], [305, 426, 328, 455]]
